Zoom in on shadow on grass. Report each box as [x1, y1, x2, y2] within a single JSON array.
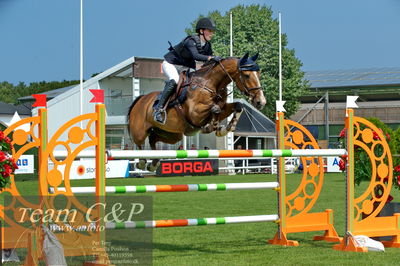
[[254, 236, 339, 249]]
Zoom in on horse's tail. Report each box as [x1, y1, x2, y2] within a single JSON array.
[[127, 95, 144, 140]]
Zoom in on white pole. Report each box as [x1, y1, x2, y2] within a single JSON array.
[[278, 12, 282, 102], [80, 0, 84, 117], [226, 11, 235, 174], [230, 12, 233, 56]]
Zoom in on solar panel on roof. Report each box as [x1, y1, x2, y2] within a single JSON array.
[[305, 67, 400, 88]]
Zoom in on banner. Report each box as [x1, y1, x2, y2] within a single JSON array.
[[327, 157, 341, 172], [156, 159, 218, 177], [57, 159, 130, 179], [14, 155, 34, 174]]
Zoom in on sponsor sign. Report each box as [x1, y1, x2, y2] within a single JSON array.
[[58, 159, 130, 179], [14, 155, 34, 174], [327, 156, 341, 172], [156, 159, 218, 177]]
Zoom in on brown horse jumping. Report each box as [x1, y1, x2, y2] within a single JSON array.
[[127, 52, 266, 170]]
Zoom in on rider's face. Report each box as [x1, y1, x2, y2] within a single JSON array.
[[201, 29, 214, 41]]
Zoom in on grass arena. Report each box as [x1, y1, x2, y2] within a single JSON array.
[[1, 96, 399, 265], [10, 174, 400, 265]]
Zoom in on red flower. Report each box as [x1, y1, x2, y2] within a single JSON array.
[[339, 159, 346, 171], [394, 165, 400, 173], [1, 172, 9, 178], [4, 137, 11, 144], [1, 164, 12, 178], [339, 129, 346, 138], [397, 176, 400, 186], [10, 158, 18, 170], [0, 131, 3, 141], [373, 131, 380, 140], [341, 154, 348, 160], [3, 164, 12, 174], [0, 152, 6, 163]]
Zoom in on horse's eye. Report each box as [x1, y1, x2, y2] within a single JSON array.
[[244, 74, 250, 79]]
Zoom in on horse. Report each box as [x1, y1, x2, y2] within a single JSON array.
[[127, 52, 266, 171]]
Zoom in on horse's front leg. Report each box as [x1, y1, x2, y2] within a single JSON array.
[[201, 104, 221, 134], [215, 102, 243, 137], [136, 145, 147, 170]]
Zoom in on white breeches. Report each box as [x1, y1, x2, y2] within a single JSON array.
[[162, 61, 179, 82]]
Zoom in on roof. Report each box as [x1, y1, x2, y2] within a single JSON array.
[[0, 102, 31, 115], [15, 103, 32, 115], [305, 67, 400, 88], [17, 85, 77, 101], [0, 102, 17, 114], [234, 99, 275, 136]]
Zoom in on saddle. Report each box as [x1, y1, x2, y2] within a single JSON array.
[[167, 71, 203, 132], [167, 71, 193, 108]]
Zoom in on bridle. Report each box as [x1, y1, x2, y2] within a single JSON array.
[[218, 59, 262, 96]]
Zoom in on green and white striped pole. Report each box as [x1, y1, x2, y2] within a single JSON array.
[[50, 182, 280, 194], [105, 214, 279, 229]]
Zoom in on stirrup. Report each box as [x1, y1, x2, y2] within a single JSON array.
[[154, 109, 167, 125]]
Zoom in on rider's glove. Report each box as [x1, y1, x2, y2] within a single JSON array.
[[210, 56, 222, 62]]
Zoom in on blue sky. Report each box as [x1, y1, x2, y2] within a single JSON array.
[[1, 0, 399, 84]]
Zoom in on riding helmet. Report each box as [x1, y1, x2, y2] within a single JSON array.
[[196, 18, 216, 33]]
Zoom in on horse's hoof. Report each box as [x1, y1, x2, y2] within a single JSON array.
[[234, 102, 243, 112], [216, 126, 228, 137], [147, 162, 160, 172], [136, 160, 146, 170], [201, 124, 213, 134]]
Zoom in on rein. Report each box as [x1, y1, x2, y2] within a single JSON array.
[[190, 58, 262, 100], [191, 63, 225, 100]]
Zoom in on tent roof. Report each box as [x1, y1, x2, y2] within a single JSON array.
[[234, 99, 275, 137]]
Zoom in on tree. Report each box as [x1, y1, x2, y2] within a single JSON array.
[[0, 80, 80, 105], [187, 4, 309, 119]]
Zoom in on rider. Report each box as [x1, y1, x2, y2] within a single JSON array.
[[153, 17, 222, 124]]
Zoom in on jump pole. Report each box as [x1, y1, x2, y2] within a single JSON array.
[[105, 149, 345, 159], [106, 214, 279, 229], [52, 148, 346, 160], [51, 182, 280, 194]]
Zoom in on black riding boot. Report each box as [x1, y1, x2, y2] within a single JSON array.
[[153, 80, 177, 124]]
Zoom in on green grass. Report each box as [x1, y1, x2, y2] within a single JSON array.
[[5, 173, 400, 265]]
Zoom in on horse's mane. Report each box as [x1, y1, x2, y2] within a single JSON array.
[[194, 57, 239, 76]]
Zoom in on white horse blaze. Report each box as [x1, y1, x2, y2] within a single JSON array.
[[251, 71, 261, 88], [251, 71, 266, 106]]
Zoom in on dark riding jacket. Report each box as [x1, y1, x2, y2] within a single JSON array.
[[164, 34, 213, 69]]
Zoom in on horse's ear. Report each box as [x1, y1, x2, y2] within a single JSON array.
[[251, 52, 259, 62], [240, 52, 249, 65]]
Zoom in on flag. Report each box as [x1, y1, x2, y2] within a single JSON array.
[[89, 89, 104, 103], [32, 94, 47, 107]]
